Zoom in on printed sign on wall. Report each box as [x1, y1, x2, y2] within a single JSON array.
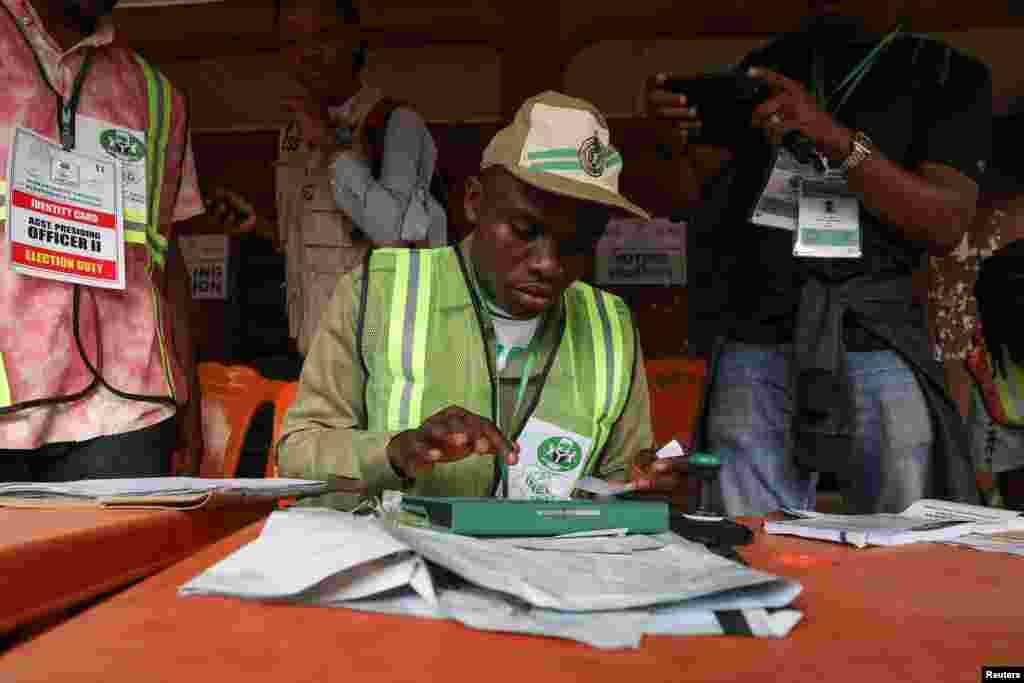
[[595, 217, 686, 286], [179, 234, 230, 300]]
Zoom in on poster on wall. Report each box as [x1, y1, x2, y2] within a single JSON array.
[[595, 217, 686, 286], [179, 233, 230, 300]]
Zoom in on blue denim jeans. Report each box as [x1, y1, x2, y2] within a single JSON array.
[[707, 342, 933, 515]]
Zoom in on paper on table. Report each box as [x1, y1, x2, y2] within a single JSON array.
[[180, 509, 804, 649], [768, 499, 1024, 548], [487, 534, 666, 554], [180, 509, 411, 600], [944, 529, 1024, 557], [0, 477, 326, 500], [391, 523, 791, 612]]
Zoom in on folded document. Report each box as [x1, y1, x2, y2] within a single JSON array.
[[0, 477, 327, 509], [180, 508, 803, 648], [765, 499, 1024, 548]]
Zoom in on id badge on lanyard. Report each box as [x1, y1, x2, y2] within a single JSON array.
[[794, 171, 861, 259], [5, 47, 128, 289]]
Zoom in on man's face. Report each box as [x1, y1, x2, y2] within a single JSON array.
[[466, 169, 611, 318], [281, 0, 360, 97]]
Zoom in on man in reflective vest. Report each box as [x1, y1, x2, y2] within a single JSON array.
[[279, 92, 678, 508]]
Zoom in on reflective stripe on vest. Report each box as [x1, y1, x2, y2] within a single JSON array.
[[994, 354, 1024, 425], [383, 248, 434, 429], [967, 325, 1024, 428], [572, 284, 631, 476], [363, 246, 634, 491], [134, 54, 177, 401], [135, 53, 171, 271], [0, 352, 10, 408]]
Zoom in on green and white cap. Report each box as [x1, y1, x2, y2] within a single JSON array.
[[481, 91, 650, 220]]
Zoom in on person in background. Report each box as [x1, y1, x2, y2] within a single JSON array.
[[966, 232, 1024, 509], [276, 0, 447, 358], [278, 92, 684, 509], [0, 0, 204, 479], [648, 1, 989, 514]]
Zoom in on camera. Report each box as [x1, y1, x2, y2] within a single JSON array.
[[661, 71, 819, 165]]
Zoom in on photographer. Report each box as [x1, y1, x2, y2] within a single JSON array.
[[648, 5, 990, 514]]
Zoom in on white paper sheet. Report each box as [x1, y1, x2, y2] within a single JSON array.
[[179, 509, 804, 648]]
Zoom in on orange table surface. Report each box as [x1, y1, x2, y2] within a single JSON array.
[[0, 504, 273, 637], [1, 517, 1021, 683]]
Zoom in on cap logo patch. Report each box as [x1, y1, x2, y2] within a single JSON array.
[[577, 134, 607, 178]]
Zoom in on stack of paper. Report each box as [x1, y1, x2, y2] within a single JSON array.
[[0, 477, 327, 509], [180, 508, 804, 649], [765, 499, 1024, 548]]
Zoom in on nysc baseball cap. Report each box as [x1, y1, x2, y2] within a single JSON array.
[[481, 91, 651, 221]]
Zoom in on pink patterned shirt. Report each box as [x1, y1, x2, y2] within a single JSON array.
[[0, 0, 203, 449]]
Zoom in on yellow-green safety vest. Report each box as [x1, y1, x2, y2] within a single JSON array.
[[360, 245, 636, 498]]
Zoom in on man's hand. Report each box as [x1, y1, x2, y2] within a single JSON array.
[[748, 67, 853, 162], [629, 447, 689, 493], [282, 96, 331, 147], [646, 73, 702, 151], [386, 406, 520, 479]]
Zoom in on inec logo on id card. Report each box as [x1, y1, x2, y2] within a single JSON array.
[[100, 129, 146, 163], [537, 436, 583, 472]]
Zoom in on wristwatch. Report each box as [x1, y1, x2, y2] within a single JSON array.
[[838, 131, 874, 174], [333, 125, 354, 146]]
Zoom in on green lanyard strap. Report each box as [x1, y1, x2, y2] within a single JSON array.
[[483, 296, 543, 498], [8, 9, 96, 151], [809, 26, 901, 117], [59, 48, 95, 151]]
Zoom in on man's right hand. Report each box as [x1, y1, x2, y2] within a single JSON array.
[[386, 406, 520, 479], [647, 73, 704, 150]]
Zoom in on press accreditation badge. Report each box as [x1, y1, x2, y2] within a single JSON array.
[[794, 175, 862, 259], [507, 417, 593, 500], [6, 127, 126, 289], [751, 149, 821, 231]]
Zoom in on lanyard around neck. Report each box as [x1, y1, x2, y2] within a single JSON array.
[[809, 26, 901, 117], [481, 293, 542, 498], [10, 11, 96, 151]]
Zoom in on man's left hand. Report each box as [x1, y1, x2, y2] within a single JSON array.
[[629, 447, 688, 492], [748, 67, 853, 161], [282, 96, 331, 147]]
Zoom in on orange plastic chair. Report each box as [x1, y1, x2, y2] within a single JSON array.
[[644, 357, 708, 448], [266, 381, 301, 508], [197, 362, 285, 478], [266, 380, 300, 478]]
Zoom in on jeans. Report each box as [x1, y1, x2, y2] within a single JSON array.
[[708, 342, 933, 515]]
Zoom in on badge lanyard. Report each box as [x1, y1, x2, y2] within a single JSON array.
[[808, 26, 901, 120], [482, 294, 541, 498], [9, 12, 96, 151], [59, 50, 95, 151]]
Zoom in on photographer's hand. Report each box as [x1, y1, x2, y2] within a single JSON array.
[[748, 67, 853, 163], [646, 73, 702, 151]]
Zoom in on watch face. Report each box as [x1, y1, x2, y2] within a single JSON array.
[[334, 126, 354, 146]]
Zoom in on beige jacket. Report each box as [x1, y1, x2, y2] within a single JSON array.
[[275, 86, 384, 355]]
